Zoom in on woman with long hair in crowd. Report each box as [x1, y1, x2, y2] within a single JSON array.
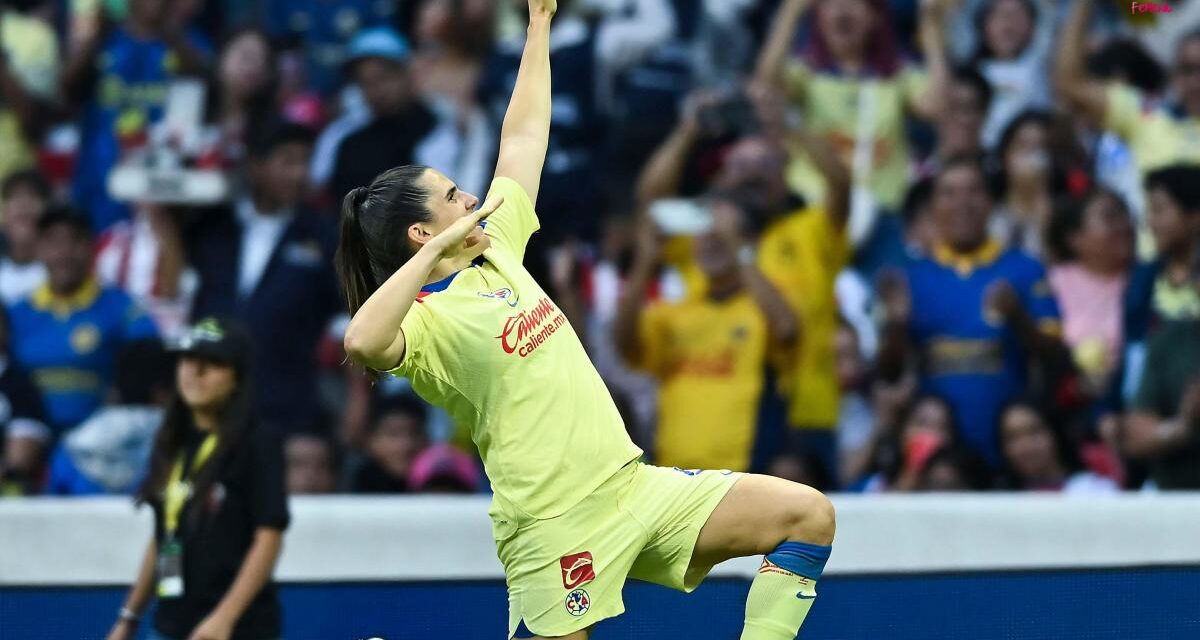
[[106, 318, 288, 640], [335, 1, 837, 638], [207, 27, 282, 165], [989, 109, 1075, 255], [996, 400, 1118, 494], [755, 0, 950, 261], [1045, 189, 1135, 394], [970, 0, 1055, 147]]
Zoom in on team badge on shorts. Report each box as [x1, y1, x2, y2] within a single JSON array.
[[565, 589, 591, 616], [560, 551, 596, 589]]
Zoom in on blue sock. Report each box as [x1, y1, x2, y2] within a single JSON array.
[[741, 542, 833, 639]]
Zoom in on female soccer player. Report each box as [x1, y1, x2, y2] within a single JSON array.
[[336, 2, 835, 638]]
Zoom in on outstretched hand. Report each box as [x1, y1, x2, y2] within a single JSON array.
[[431, 197, 505, 259]]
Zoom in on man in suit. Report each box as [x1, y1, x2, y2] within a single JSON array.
[[188, 124, 342, 434]]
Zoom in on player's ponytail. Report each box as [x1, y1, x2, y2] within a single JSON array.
[[335, 165, 434, 319]]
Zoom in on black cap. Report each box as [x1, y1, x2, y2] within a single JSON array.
[[169, 317, 251, 370]]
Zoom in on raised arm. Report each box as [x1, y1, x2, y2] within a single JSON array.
[[908, 0, 951, 122], [634, 90, 717, 208], [792, 127, 851, 230], [493, 0, 557, 203], [1054, 0, 1107, 125], [752, 0, 811, 88]]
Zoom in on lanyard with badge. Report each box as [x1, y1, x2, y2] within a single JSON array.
[[158, 434, 217, 598]]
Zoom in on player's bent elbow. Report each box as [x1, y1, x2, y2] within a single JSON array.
[[343, 328, 402, 372], [784, 484, 836, 547]]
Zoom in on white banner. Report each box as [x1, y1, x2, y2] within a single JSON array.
[[2, 494, 1199, 586]]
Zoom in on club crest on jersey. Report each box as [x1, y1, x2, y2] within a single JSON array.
[[560, 551, 596, 589], [478, 287, 519, 307], [565, 589, 591, 616]]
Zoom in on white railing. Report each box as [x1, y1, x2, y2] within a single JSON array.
[[2, 494, 1199, 586]]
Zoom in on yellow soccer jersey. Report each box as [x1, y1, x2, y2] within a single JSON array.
[[633, 293, 769, 472], [1105, 84, 1200, 174], [783, 60, 928, 211], [389, 177, 642, 519], [757, 208, 850, 429], [665, 207, 849, 429]]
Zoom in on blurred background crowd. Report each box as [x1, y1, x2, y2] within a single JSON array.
[[0, 0, 1198, 499]]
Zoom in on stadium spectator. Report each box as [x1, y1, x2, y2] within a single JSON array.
[[7, 207, 158, 434], [262, 0, 396, 97], [1085, 37, 1166, 217], [1124, 166, 1200, 348], [636, 86, 852, 478], [350, 394, 429, 494], [410, 0, 495, 109], [0, 304, 48, 495], [989, 110, 1073, 256], [996, 400, 1118, 494], [284, 430, 339, 495], [859, 393, 959, 492], [324, 27, 485, 204], [0, 4, 60, 183], [206, 27, 283, 166], [615, 197, 797, 472], [969, 0, 1055, 148], [877, 158, 1064, 466], [915, 444, 992, 491], [94, 204, 193, 340], [407, 443, 480, 494], [1046, 189, 1135, 393], [187, 123, 342, 435], [754, 0, 950, 223], [46, 338, 173, 496], [62, 0, 211, 231], [1123, 314, 1200, 490], [919, 66, 992, 176], [0, 170, 50, 305], [1056, 2, 1200, 186], [108, 317, 288, 640]]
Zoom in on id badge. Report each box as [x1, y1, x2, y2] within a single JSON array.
[[157, 537, 184, 598]]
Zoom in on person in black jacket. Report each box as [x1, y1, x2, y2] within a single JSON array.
[[187, 124, 342, 435], [107, 317, 289, 640]]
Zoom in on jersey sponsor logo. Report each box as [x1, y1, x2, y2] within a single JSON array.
[[667, 349, 736, 377], [478, 287, 519, 308], [496, 296, 568, 358], [565, 588, 591, 617], [560, 551, 596, 589]]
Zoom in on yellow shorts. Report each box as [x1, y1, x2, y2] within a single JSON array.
[[489, 462, 742, 638]]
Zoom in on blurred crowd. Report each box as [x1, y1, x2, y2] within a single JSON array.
[[0, 0, 1199, 499]]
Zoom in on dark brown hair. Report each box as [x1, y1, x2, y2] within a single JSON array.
[[335, 165, 434, 321]]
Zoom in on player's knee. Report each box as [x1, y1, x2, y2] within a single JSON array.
[[783, 484, 836, 546]]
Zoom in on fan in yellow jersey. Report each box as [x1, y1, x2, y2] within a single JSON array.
[[335, 2, 835, 638]]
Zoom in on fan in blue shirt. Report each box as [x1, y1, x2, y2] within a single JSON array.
[[63, 0, 211, 231], [878, 158, 1064, 465], [7, 208, 158, 433]]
